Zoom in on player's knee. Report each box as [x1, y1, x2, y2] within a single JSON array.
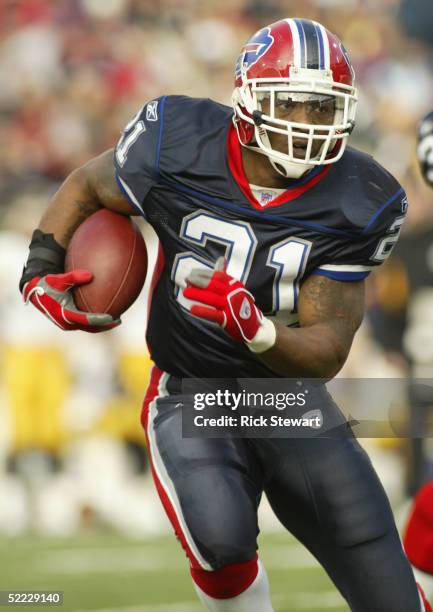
[[204, 536, 258, 570], [322, 489, 392, 547], [191, 555, 259, 599], [331, 514, 392, 547], [316, 440, 395, 547]]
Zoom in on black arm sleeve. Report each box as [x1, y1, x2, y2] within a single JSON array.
[[19, 230, 66, 293]]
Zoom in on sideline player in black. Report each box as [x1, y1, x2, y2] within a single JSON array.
[[369, 109, 433, 494], [397, 111, 433, 588], [19, 18, 431, 612]]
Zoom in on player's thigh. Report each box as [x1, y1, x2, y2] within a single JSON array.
[[146, 396, 263, 569], [265, 435, 421, 611]]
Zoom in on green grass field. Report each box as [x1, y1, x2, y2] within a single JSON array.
[[0, 531, 347, 611]]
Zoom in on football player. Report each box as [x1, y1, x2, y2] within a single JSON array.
[[401, 111, 433, 587], [20, 18, 431, 611]]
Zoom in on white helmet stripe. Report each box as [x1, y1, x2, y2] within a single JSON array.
[[313, 22, 324, 69], [315, 22, 330, 70], [285, 19, 302, 69]]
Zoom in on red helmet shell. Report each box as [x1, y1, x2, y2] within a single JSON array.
[[234, 19, 354, 88]]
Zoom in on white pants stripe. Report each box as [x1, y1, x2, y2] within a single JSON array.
[[145, 365, 212, 570]]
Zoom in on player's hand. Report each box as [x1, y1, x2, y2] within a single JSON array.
[[23, 270, 121, 333], [183, 257, 276, 353]]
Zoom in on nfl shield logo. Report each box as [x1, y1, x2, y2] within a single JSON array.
[[146, 101, 158, 121], [260, 191, 274, 205]]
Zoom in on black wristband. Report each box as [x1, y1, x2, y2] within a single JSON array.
[[19, 230, 66, 293]]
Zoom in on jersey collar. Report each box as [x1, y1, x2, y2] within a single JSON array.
[[226, 124, 331, 210]]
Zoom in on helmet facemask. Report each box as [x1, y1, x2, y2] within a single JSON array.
[[232, 67, 358, 179]]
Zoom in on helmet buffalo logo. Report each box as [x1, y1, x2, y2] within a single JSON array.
[[235, 27, 274, 78]]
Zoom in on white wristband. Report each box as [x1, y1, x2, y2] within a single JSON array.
[[247, 317, 276, 354]]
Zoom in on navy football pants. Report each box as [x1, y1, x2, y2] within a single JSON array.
[[142, 366, 422, 611]]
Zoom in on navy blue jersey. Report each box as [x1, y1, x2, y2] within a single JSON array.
[[114, 96, 408, 378]]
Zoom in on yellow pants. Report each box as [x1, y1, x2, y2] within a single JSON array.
[[97, 353, 152, 444], [2, 347, 70, 454]]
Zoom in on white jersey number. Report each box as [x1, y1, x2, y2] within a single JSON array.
[[115, 107, 146, 167], [371, 216, 405, 263], [172, 211, 312, 321]]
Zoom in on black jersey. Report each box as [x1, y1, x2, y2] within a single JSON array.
[[394, 227, 433, 290], [114, 96, 408, 378], [377, 225, 433, 367]]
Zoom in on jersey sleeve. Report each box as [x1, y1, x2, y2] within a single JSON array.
[[312, 180, 408, 282], [113, 97, 166, 217]]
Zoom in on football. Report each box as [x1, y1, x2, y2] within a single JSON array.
[[65, 209, 147, 319]]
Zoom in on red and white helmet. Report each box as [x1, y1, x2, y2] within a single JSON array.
[[232, 19, 358, 179]]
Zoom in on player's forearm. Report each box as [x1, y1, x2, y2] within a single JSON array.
[[255, 276, 364, 378], [257, 321, 350, 379], [18, 168, 101, 293], [38, 149, 135, 248], [39, 167, 101, 248], [20, 150, 136, 294]]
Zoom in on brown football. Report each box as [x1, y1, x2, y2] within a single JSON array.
[[65, 209, 147, 319]]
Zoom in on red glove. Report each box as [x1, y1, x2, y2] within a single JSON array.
[[183, 258, 276, 352], [23, 270, 120, 333]]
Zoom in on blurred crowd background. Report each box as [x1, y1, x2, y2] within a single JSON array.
[[1, 0, 433, 537]]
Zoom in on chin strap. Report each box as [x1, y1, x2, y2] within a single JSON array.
[[266, 149, 314, 179]]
